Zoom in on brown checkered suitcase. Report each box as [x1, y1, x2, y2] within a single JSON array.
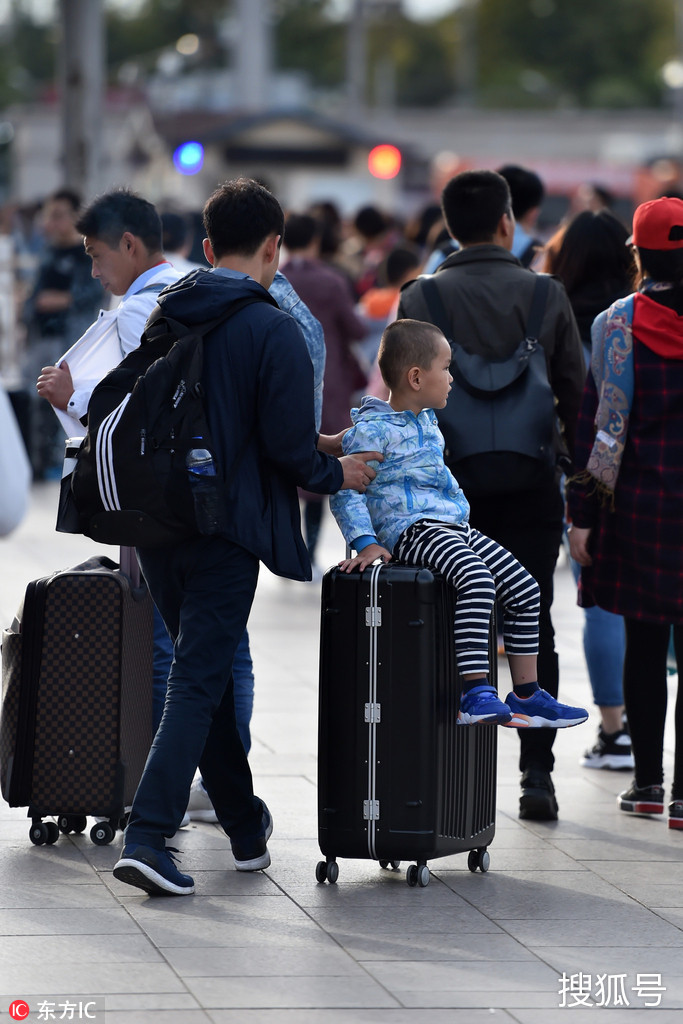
[[0, 555, 153, 846]]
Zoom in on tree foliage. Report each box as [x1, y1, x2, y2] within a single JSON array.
[[475, 0, 673, 109], [0, 0, 676, 111]]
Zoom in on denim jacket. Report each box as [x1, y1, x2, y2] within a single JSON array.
[[330, 395, 470, 553], [270, 270, 325, 432]]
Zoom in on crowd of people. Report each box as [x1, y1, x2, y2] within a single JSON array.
[[2, 160, 683, 894]]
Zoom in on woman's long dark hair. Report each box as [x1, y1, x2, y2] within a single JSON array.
[[543, 209, 633, 297]]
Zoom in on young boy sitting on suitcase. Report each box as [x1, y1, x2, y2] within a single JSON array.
[[330, 318, 588, 728]]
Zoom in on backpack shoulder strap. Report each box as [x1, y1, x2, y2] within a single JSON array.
[[419, 276, 451, 338], [525, 273, 550, 342], [143, 294, 265, 347], [420, 271, 551, 348]]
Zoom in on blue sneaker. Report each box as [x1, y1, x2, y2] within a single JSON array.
[[113, 844, 195, 896], [231, 801, 273, 871], [458, 685, 513, 725], [505, 688, 588, 728]]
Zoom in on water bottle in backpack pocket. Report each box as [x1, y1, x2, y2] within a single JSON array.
[[186, 442, 228, 535]]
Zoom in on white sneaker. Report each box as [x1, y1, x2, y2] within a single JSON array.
[[580, 727, 635, 770], [179, 811, 191, 828], [186, 778, 218, 822]]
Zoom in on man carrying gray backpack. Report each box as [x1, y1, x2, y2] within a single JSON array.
[[397, 169, 585, 822]]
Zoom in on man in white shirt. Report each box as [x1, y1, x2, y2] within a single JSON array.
[[36, 189, 185, 735], [36, 189, 183, 423]]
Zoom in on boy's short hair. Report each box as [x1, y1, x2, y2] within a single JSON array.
[[441, 170, 512, 245], [203, 178, 284, 259], [75, 188, 162, 251], [378, 319, 446, 391]]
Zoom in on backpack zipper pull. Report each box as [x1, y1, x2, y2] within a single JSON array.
[[140, 428, 146, 456]]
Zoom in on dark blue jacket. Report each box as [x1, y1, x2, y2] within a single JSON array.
[[155, 267, 343, 581]]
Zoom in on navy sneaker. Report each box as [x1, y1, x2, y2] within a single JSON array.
[[505, 688, 588, 728], [458, 685, 513, 725], [231, 801, 273, 872], [618, 782, 665, 816], [113, 844, 195, 896]]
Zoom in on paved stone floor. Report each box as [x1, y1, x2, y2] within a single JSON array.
[[1, 483, 681, 1023]]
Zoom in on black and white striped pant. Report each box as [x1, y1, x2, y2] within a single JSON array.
[[395, 519, 540, 676]]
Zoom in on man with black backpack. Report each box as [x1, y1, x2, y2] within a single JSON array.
[[397, 169, 585, 822], [113, 178, 380, 896]]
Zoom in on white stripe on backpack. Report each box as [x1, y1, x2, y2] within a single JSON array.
[[96, 394, 131, 511]]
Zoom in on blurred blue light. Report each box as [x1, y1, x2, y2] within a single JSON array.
[[173, 141, 204, 175]]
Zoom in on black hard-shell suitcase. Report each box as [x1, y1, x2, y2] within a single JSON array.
[[0, 554, 153, 846], [317, 562, 497, 887]]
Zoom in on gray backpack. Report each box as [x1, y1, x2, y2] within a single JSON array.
[[419, 273, 556, 488]]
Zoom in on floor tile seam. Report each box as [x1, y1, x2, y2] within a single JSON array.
[[436, 866, 636, 914], [420, 905, 549, 968], [503, 1010, 533, 1024], [84, 864, 216, 1000], [261, 873, 408, 1007], [643, 907, 683, 934], [489, 905, 683, 942]]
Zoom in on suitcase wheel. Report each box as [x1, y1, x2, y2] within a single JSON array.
[[379, 860, 401, 871], [406, 863, 430, 888], [90, 821, 116, 846], [29, 821, 59, 846], [467, 848, 490, 873], [58, 814, 88, 835], [315, 859, 339, 884]]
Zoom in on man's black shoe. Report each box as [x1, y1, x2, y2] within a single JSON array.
[[519, 767, 558, 821]]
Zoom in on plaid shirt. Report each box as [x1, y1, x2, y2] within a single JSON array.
[[568, 338, 683, 622]]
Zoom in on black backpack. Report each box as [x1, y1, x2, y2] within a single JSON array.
[[419, 273, 557, 489], [66, 295, 261, 547]]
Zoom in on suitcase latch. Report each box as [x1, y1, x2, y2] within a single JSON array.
[[365, 606, 382, 627], [364, 702, 381, 723], [363, 799, 380, 820]]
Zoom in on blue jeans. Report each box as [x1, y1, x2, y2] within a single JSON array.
[[233, 630, 254, 755], [152, 605, 173, 734], [152, 612, 254, 753], [126, 536, 263, 849], [569, 555, 625, 707]]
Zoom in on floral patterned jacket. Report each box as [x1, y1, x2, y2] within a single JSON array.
[[330, 395, 470, 553]]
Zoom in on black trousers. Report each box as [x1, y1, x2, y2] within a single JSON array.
[[466, 484, 563, 774], [623, 618, 683, 798]]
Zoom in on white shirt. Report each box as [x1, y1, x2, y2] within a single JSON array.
[[63, 263, 182, 424]]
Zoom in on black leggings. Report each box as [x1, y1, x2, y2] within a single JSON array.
[[623, 618, 683, 797]]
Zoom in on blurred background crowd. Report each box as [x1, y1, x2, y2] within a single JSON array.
[[3, 0, 683, 484]]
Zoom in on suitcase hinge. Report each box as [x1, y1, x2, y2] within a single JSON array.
[[363, 799, 380, 820], [365, 605, 382, 627], [364, 702, 381, 723]]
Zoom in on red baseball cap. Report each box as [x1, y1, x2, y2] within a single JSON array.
[[629, 196, 683, 250]]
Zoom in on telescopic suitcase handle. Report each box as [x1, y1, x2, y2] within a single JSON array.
[[119, 545, 141, 588]]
